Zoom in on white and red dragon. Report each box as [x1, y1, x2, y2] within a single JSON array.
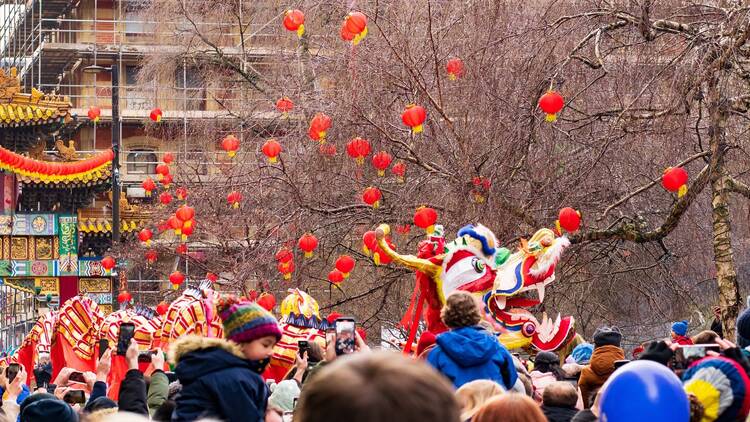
[[376, 223, 575, 352]]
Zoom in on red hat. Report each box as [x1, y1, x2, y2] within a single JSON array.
[[326, 312, 343, 325], [416, 331, 437, 357]]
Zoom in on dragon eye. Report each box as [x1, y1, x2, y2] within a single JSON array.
[[541, 237, 552, 247], [472, 258, 485, 273]]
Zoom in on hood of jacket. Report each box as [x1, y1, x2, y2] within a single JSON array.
[[170, 335, 253, 384], [436, 326, 500, 367], [589, 345, 625, 377], [542, 405, 579, 422]]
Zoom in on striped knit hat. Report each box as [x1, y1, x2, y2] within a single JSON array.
[[217, 295, 282, 344]]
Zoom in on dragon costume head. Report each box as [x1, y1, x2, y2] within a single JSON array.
[[280, 288, 323, 328], [375, 223, 575, 352]]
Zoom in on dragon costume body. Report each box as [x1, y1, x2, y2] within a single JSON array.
[[264, 289, 326, 382], [375, 223, 575, 352]]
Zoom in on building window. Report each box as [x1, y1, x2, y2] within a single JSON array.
[[125, 66, 140, 85], [127, 149, 157, 174], [175, 66, 206, 110]]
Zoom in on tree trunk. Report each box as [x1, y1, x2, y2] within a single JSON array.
[[708, 79, 741, 340]]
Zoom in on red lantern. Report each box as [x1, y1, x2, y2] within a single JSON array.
[[335, 255, 356, 278], [257, 292, 277, 311], [155, 163, 170, 181], [283, 9, 305, 38], [181, 224, 194, 241], [221, 134, 240, 158], [308, 113, 332, 142], [262, 139, 282, 163], [175, 186, 188, 200], [145, 249, 158, 264], [159, 192, 173, 205], [176, 243, 188, 254], [319, 143, 337, 157], [141, 178, 156, 196], [371, 151, 393, 176], [362, 231, 377, 255], [342, 11, 367, 45], [340, 25, 355, 42], [446, 58, 464, 80], [362, 187, 382, 208], [101, 256, 116, 270], [402, 104, 426, 134], [227, 191, 243, 209], [87, 106, 101, 123], [346, 138, 371, 165], [276, 97, 294, 113], [328, 269, 345, 285], [276, 248, 293, 263], [372, 239, 394, 266], [117, 291, 132, 304], [391, 161, 406, 183], [156, 302, 169, 316], [557, 207, 581, 233], [161, 173, 173, 188], [662, 167, 689, 197], [538, 91, 564, 122], [169, 271, 185, 286], [414, 206, 438, 234], [206, 272, 219, 283], [277, 260, 295, 280], [138, 228, 153, 246], [149, 107, 162, 122], [162, 153, 174, 164], [176, 205, 195, 222], [298, 233, 319, 258], [168, 216, 183, 235]]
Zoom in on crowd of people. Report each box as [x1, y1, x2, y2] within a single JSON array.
[[2, 291, 750, 421]]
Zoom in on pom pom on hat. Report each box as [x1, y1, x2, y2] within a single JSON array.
[[216, 294, 281, 344], [683, 356, 750, 421], [672, 320, 689, 337], [571, 343, 594, 364]]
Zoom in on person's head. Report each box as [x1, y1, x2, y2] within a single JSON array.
[[672, 320, 689, 338], [692, 330, 719, 345], [736, 308, 750, 348], [472, 393, 547, 422], [570, 342, 594, 365], [296, 351, 460, 422], [533, 351, 564, 380], [216, 295, 282, 361], [441, 291, 481, 329], [20, 395, 78, 422], [455, 380, 505, 421], [306, 341, 324, 363], [593, 326, 622, 349], [37, 353, 51, 365], [82, 397, 118, 421], [542, 381, 578, 408]]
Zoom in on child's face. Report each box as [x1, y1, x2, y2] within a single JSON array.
[[241, 335, 278, 360]]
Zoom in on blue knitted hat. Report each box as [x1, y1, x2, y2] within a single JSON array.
[[672, 320, 689, 336], [571, 343, 594, 364], [737, 309, 750, 349]]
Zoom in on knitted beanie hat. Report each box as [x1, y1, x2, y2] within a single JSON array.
[[672, 320, 689, 336], [416, 331, 437, 357], [593, 326, 622, 348], [571, 343, 594, 364], [736, 308, 750, 349], [683, 356, 750, 421], [216, 295, 282, 344]]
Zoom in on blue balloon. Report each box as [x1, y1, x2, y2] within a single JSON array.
[[600, 360, 689, 422]]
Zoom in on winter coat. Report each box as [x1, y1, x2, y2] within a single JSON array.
[[578, 345, 624, 408], [426, 326, 518, 390], [673, 335, 694, 345], [148, 370, 169, 417], [542, 405, 579, 422], [170, 336, 268, 422], [530, 371, 558, 402], [119, 369, 149, 416], [571, 409, 598, 422]]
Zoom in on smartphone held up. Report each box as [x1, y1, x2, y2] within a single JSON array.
[[335, 317, 356, 356]]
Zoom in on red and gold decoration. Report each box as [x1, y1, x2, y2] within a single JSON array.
[[391, 161, 406, 183], [155, 163, 170, 181], [335, 255, 356, 278], [221, 134, 240, 158], [283, 9, 305, 38], [538, 91, 564, 122], [275, 97, 294, 114], [206, 272, 219, 283], [175, 186, 188, 200], [227, 191, 243, 209], [101, 256, 116, 271], [169, 271, 185, 289], [371, 151, 393, 176], [556, 207, 582, 233], [277, 260, 295, 280], [145, 249, 158, 265], [149, 107, 162, 122], [414, 206, 438, 234], [308, 113, 332, 142], [87, 106, 101, 123], [262, 139, 282, 163], [137, 229, 153, 246], [156, 302, 169, 316], [116, 290, 132, 304], [159, 192, 173, 205], [257, 292, 277, 312], [298, 233, 319, 258], [362, 186, 382, 208], [162, 153, 174, 164], [346, 137, 371, 165], [0, 146, 113, 183], [328, 269, 344, 285], [141, 178, 156, 196], [402, 104, 426, 134], [471, 176, 491, 203], [662, 166, 689, 197], [340, 11, 368, 45], [446, 58, 465, 80]]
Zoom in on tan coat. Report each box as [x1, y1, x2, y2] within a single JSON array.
[[578, 345, 625, 408]]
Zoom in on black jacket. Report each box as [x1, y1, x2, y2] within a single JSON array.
[[542, 405, 578, 422], [119, 369, 149, 416], [571, 409, 598, 422], [171, 336, 268, 422]]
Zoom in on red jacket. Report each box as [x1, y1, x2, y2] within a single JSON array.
[[673, 335, 694, 345]]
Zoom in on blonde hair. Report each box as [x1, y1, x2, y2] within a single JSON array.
[[456, 380, 505, 421]]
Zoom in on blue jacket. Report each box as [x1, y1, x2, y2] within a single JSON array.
[[427, 326, 518, 390], [172, 337, 268, 422]]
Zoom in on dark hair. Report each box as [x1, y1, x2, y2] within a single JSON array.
[[296, 352, 460, 422], [441, 291, 481, 329], [692, 330, 719, 345], [533, 351, 566, 381], [542, 382, 578, 408]]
